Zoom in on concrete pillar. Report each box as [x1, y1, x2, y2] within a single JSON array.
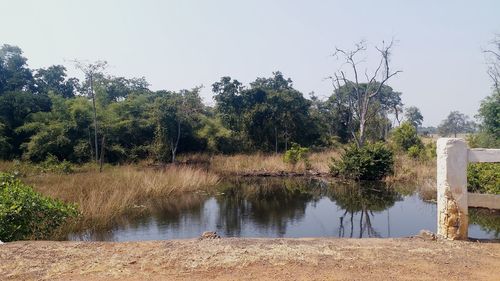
[[436, 138, 468, 240]]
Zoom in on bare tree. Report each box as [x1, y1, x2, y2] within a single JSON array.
[[484, 35, 500, 93], [72, 60, 108, 164], [329, 40, 402, 147]]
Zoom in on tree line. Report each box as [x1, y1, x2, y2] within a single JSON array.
[[0, 41, 498, 164]]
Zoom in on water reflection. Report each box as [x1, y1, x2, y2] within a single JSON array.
[[329, 182, 402, 238], [216, 177, 324, 236], [69, 177, 499, 241]]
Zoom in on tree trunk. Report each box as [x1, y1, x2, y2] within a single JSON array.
[[90, 74, 99, 164], [88, 127, 94, 161], [171, 120, 181, 163], [274, 126, 278, 154], [99, 135, 105, 173]]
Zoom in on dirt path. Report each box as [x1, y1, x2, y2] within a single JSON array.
[[1, 237, 499, 281]]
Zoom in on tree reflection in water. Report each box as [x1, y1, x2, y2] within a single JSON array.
[[216, 177, 325, 237], [328, 182, 402, 238]]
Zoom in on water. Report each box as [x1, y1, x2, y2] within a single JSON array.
[[69, 177, 500, 241]]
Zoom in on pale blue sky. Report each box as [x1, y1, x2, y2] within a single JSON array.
[[1, 0, 499, 126]]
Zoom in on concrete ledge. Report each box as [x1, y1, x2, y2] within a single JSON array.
[[468, 193, 500, 209], [468, 149, 500, 163]]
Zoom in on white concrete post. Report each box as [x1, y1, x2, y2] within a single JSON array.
[[436, 138, 468, 240]]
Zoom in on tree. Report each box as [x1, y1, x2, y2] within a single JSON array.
[[327, 82, 402, 144], [0, 44, 35, 93], [438, 111, 475, 137], [212, 76, 245, 131], [73, 60, 108, 165], [34, 65, 79, 98], [391, 121, 423, 152], [250, 71, 293, 91], [212, 73, 318, 153], [153, 88, 203, 163], [404, 106, 423, 128], [329, 40, 402, 147], [484, 35, 500, 93]]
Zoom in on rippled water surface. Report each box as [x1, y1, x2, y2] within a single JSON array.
[[70, 177, 500, 241]]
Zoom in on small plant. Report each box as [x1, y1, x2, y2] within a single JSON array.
[[407, 145, 422, 159], [0, 173, 79, 241], [330, 142, 394, 181], [283, 143, 311, 169]]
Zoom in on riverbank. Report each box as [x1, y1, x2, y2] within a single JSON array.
[[1, 237, 499, 281]]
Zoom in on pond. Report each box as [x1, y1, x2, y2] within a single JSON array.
[[69, 177, 500, 241]]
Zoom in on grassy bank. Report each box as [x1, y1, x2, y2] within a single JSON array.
[[20, 165, 220, 230]]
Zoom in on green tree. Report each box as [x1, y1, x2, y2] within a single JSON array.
[[438, 111, 475, 137], [34, 65, 78, 98], [391, 121, 423, 154], [0, 44, 35, 93], [404, 106, 423, 128], [153, 88, 204, 163]]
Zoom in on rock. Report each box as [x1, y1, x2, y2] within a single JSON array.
[[200, 231, 220, 240], [418, 229, 437, 241]]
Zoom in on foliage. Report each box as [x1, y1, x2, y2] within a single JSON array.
[[0, 172, 78, 241], [467, 163, 500, 194], [327, 83, 402, 145], [36, 154, 74, 174], [283, 143, 310, 168], [330, 142, 394, 181], [404, 106, 423, 128], [212, 73, 320, 152], [391, 121, 423, 153], [472, 91, 499, 148]]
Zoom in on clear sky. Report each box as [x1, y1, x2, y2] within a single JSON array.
[[1, 0, 499, 126]]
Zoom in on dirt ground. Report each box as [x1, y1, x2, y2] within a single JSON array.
[[1, 237, 499, 281]]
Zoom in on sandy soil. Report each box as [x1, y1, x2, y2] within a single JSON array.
[[1, 237, 499, 281]]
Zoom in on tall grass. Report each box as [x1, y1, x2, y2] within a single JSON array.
[[385, 154, 437, 201], [209, 150, 340, 175], [23, 165, 220, 229]]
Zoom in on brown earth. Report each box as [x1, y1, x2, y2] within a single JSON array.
[[1, 237, 499, 281]]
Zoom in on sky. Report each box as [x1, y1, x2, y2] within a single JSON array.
[[1, 0, 499, 126]]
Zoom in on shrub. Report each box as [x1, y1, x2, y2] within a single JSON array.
[[283, 143, 310, 169], [0, 173, 78, 241], [407, 145, 423, 159], [424, 141, 437, 159], [391, 122, 423, 152], [36, 154, 73, 174], [467, 163, 500, 194], [330, 142, 394, 181]]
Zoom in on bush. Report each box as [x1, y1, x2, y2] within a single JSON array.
[[330, 142, 394, 181], [467, 163, 500, 194], [391, 122, 423, 152], [36, 154, 74, 174], [283, 143, 310, 169], [0, 173, 78, 241], [407, 145, 423, 159]]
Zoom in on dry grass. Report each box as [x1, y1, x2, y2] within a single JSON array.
[[386, 154, 437, 201], [209, 150, 340, 175], [23, 165, 220, 229]]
